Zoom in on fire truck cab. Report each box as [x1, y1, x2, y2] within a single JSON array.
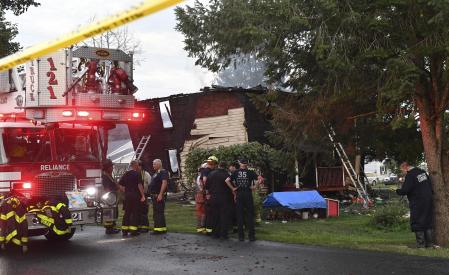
[[0, 46, 144, 242]]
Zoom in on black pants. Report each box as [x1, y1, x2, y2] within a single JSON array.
[[151, 195, 166, 232], [139, 201, 150, 231], [236, 191, 255, 240], [204, 199, 214, 233], [123, 193, 140, 232], [210, 194, 230, 238]]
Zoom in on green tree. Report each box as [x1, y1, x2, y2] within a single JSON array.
[[176, 1, 449, 245], [184, 142, 295, 189], [0, 0, 40, 58]]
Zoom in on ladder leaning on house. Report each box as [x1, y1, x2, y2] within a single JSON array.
[[326, 125, 370, 207], [133, 135, 151, 161]]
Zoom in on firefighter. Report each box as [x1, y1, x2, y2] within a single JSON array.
[[102, 159, 122, 234], [207, 162, 232, 239], [138, 161, 151, 233], [396, 162, 437, 248], [119, 160, 145, 237], [225, 159, 263, 242], [149, 159, 169, 234]]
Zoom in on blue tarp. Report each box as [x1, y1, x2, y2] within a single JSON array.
[[263, 191, 327, 210]]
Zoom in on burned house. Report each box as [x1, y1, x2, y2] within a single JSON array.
[[128, 86, 271, 183], [128, 86, 364, 198]]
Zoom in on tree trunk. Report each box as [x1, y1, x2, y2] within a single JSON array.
[[416, 97, 449, 246]]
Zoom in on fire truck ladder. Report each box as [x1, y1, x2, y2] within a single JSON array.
[[326, 126, 370, 207], [133, 135, 151, 161]]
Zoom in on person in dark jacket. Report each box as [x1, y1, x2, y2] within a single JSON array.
[[119, 160, 145, 237], [149, 159, 169, 234], [225, 159, 263, 242], [207, 162, 232, 239], [396, 162, 435, 248]]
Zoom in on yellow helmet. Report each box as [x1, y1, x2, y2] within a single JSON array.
[[207, 155, 218, 163]]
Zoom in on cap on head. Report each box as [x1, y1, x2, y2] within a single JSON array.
[[207, 156, 218, 163], [239, 159, 248, 165]]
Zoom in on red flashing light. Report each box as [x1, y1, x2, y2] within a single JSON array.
[[22, 182, 32, 189], [77, 111, 90, 117], [132, 112, 140, 118], [62, 110, 73, 117]]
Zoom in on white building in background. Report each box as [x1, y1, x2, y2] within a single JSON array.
[[364, 160, 388, 175]]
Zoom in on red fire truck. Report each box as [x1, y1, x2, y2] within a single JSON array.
[[0, 46, 144, 246]]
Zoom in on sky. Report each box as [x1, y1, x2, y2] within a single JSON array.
[[5, 0, 215, 100]]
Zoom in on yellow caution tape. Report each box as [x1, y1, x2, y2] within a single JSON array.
[[0, 0, 183, 72]]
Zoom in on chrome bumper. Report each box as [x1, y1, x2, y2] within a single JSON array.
[[26, 206, 117, 230]]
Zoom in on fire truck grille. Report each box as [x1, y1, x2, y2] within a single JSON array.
[[34, 173, 75, 197]]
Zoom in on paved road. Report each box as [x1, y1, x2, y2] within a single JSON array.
[[0, 227, 448, 275]]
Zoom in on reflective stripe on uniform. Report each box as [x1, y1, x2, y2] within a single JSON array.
[[65, 219, 73, 224], [21, 237, 28, 243], [121, 226, 129, 230], [52, 226, 70, 235], [11, 238, 21, 246], [15, 214, 26, 224], [205, 228, 212, 233], [0, 211, 14, 220], [154, 227, 167, 232], [56, 203, 66, 211], [5, 229, 17, 242], [129, 226, 138, 231], [37, 214, 54, 226], [139, 226, 151, 229], [196, 228, 205, 233]]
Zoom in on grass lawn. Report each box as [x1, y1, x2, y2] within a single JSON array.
[[120, 201, 449, 259]]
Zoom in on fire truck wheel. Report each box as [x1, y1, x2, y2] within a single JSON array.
[[45, 228, 76, 241]]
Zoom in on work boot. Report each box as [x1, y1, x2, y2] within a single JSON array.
[[415, 231, 426, 248], [122, 231, 129, 237], [105, 228, 120, 235], [425, 229, 435, 248], [130, 231, 140, 237]]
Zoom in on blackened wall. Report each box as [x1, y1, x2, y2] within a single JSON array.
[[129, 87, 272, 174]]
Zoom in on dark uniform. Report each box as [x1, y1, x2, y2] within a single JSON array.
[[230, 168, 258, 241], [102, 171, 119, 233], [396, 167, 434, 247], [139, 170, 150, 233], [207, 168, 231, 239], [149, 169, 169, 233], [119, 170, 143, 235], [201, 167, 214, 234]]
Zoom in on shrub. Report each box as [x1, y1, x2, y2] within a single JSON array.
[[370, 202, 409, 230]]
